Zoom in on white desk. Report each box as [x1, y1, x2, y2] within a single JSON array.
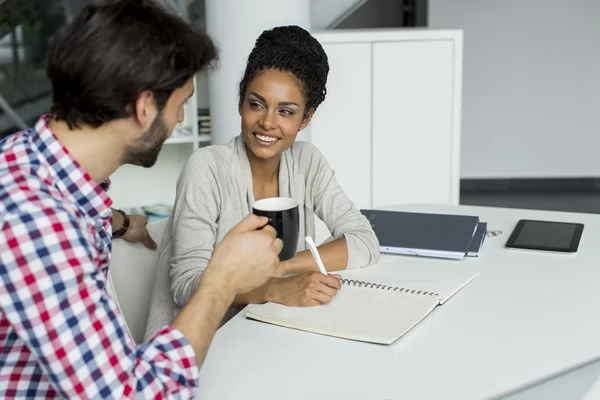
[[498, 356, 600, 400], [198, 204, 600, 400]]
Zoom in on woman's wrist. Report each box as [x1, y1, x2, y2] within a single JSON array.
[[264, 277, 282, 303], [279, 258, 298, 276], [232, 278, 279, 306]]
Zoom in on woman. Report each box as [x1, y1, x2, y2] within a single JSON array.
[[144, 25, 379, 340]]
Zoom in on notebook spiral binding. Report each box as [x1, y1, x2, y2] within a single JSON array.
[[340, 279, 439, 297]]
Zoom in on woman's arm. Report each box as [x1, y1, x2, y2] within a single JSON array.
[[284, 143, 380, 275], [280, 237, 348, 275], [169, 153, 221, 307]]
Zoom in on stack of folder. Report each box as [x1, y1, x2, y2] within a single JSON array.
[[360, 209, 487, 260]]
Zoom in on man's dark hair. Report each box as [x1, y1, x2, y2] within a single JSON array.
[[47, 0, 217, 129], [238, 25, 329, 115]]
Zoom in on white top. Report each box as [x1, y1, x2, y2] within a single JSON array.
[[197, 204, 600, 400], [144, 136, 379, 341]]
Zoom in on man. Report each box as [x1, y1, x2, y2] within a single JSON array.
[[0, 1, 283, 398]]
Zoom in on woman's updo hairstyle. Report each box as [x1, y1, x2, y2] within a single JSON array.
[[238, 25, 329, 116]]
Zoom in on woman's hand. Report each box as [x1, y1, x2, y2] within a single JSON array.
[[266, 272, 342, 306]]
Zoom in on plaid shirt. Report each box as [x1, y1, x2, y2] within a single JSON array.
[[0, 116, 198, 399]]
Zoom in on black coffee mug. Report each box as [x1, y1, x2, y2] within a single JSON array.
[[252, 197, 300, 261]]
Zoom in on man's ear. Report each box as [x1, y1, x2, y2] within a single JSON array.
[[134, 90, 157, 128], [299, 108, 315, 131]]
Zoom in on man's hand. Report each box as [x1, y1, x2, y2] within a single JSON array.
[[202, 215, 283, 295], [122, 214, 157, 250], [172, 215, 282, 366]]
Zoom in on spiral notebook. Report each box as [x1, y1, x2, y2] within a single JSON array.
[[246, 264, 479, 345]]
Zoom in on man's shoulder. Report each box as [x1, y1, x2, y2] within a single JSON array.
[[1, 196, 84, 267], [1, 182, 74, 227], [0, 133, 63, 218], [1, 128, 39, 170], [0, 127, 33, 156]]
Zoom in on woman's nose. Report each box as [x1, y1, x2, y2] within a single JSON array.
[[260, 112, 275, 130]]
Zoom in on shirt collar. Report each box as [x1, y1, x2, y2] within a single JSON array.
[[31, 114, 113, 219]]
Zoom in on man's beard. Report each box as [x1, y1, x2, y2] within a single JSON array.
[[123, 113, 170, 168]]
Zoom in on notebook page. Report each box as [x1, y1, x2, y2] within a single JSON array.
[[246, 285, 439, 345], [338, 262, 480, 304]]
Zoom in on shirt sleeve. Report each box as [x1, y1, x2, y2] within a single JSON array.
[[0, 207, 199, 399], [303, 143, 381, 269], [169, 152, 222, 307]]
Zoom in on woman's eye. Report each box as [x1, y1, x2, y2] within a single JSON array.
[[280, 109, 293, 116], [250, 101, 262, 109]]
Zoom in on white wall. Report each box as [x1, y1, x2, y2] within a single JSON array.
[[430, 0, 600, 179]]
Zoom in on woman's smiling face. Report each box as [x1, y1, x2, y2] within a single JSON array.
[[239, 68, 312, 161]]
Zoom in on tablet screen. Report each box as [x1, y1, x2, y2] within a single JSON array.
[[507, 220, 583, 252]]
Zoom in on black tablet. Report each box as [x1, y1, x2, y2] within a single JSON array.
[[505, 219, 584, 253]]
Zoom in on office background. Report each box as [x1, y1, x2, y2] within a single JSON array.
[[2, 0, 600, 214]]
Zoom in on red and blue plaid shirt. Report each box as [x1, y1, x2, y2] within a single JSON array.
[[0, 116, 198, 398]]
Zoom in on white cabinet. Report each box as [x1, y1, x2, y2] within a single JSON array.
[[311, 29, 463, 243], [309, 42, 372, 211], [372, 39, 459, 207]]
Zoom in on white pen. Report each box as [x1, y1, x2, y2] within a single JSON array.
[[304, 236, 328, 275]]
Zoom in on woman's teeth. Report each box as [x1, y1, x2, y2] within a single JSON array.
[[255, 133, 278, 142]]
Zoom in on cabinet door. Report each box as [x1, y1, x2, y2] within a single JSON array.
[[372, 40, 459, 208], [310, 42, 372, 243]]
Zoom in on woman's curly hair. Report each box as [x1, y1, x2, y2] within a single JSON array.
[[238, 25, 329, 115]]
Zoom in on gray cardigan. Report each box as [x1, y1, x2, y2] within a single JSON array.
[[144, 135, 379, 341]]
